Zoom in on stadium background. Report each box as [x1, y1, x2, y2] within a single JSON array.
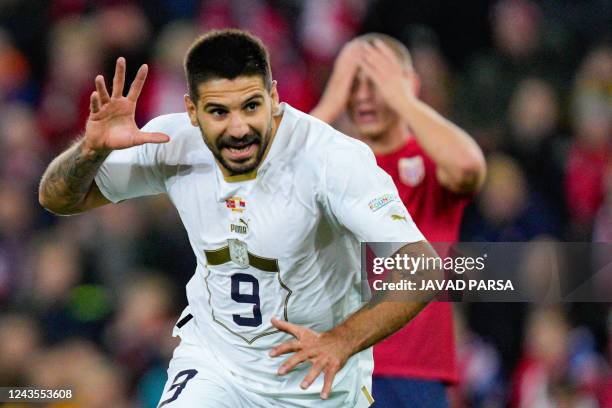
[[0, 0, 610, 406]]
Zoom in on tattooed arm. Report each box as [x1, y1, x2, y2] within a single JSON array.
[[38, 57, 169, 215], [38, 140, 111, 215]]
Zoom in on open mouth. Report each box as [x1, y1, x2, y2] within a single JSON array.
[[223, 142, 258, 161], [355, 107, 378, 124]]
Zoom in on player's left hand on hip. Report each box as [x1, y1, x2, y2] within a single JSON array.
[[269, 318, 349, 400]]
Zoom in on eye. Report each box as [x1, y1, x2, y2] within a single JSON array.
[[209, 108, 227, 117], [245, 102, 259, 112]]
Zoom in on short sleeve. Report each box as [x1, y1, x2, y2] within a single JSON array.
[[94, 119, 167, 203], [324, 140, 425, 244]]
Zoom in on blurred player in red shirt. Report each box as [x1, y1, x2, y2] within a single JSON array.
[[312, 34, 486, 407]]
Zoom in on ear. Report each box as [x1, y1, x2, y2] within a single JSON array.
[[184, 94, 198, 126], [270, 80, 280, 115]]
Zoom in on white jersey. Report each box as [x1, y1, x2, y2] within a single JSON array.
[[95, 103, 424, 402]]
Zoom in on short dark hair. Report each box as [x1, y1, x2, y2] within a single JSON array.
[[184, 29, 272, 101]]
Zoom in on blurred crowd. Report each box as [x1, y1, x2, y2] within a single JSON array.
[[0, 0, 610, 407]]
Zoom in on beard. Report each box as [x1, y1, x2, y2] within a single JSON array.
[[199, 120, 273, 175]]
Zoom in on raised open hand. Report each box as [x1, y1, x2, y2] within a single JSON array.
[[84, 57, 169, 152], [310, 40, 363, 123], [359, 39, 417, 111]]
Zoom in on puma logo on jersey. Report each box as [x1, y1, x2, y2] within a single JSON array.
[[391, 214, 407, 222], [230, 218, 249, 234], [231, 224, 247, 234]]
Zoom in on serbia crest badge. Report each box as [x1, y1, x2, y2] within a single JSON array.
[[226, 197, 246, 213], [398, 156, 425, 187]]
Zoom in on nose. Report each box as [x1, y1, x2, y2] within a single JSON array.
[[353, 76, 373, 103], [226, 112, 250, 138]]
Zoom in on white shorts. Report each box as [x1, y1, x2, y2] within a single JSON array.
[[157, 311, 374, 407]]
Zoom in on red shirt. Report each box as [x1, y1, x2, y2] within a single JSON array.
[[373, 137, 470, 382], [565, 141, 611, 225]]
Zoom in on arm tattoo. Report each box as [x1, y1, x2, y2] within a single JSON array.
[[40, 139, 109, 214]]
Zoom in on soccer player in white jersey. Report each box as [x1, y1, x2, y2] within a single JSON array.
[[39, 29, 439, 407]]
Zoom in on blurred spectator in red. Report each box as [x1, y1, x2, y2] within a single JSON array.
[[510, 306, 608, 407], [37, 17, 101, 149], [248, 2, 316, 111], [593, 165, 612, 243], [298, 0, 364, 110], [0, 29, 33, 104], [565, 98, 611, 237], [510, 306, 569, 407], [197, 1, 320, 111], [198, 0, 234, 31], [565, 45, 612, 237], [298, 0, 364, 65], [138, 21, 196, 119], [50, 0, 88, 20]]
